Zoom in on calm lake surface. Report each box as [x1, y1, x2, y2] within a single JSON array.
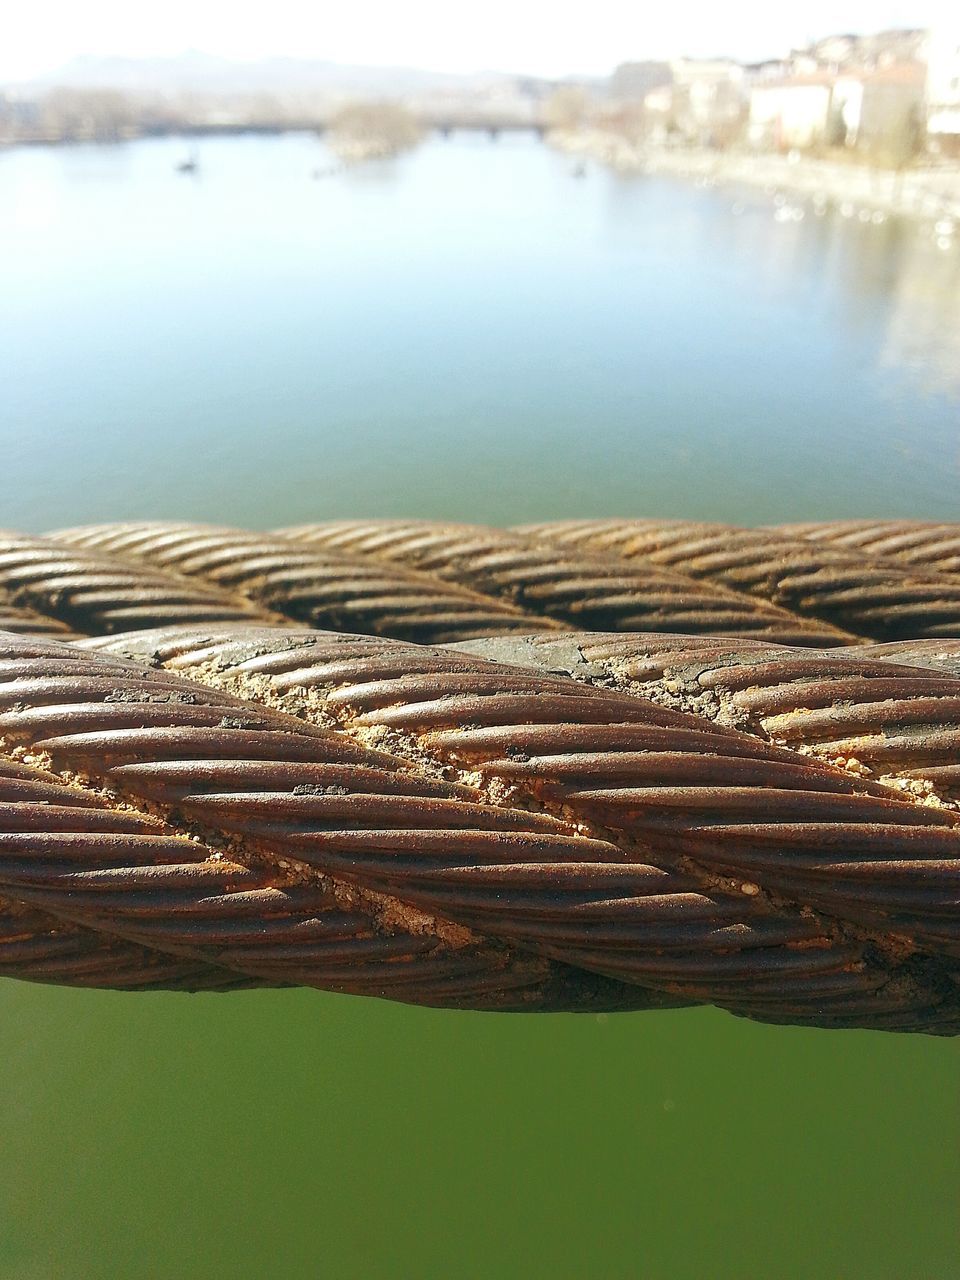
[[1, 133, 959, 1279]]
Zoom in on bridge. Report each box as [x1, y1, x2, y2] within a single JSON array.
[[418, 117, 547, 140]]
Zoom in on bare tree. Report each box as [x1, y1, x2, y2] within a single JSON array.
[[328, 101, 423, 160], [40, 89, 139, 142], [542, 87, 590, 132]]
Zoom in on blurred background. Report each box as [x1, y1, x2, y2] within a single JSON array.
[[1, 4, 959, 1277]]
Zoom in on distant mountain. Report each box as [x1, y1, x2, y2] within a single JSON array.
[[24, 52, 538, 97]]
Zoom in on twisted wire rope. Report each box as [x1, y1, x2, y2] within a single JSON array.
[[0, 524, 959, 1031], [777, 521, 960, 575], [0, 854, 255, 991], [0, 638, 667, 1012], [83, 624, 960, 1032], [517, 519, 960, 641], [4, 631, 820, 1017], [0, 599, 83, 642], [0, 531, 281, 635], [454, 632, 960, 802], [275, 520, 855, 646], [49, 522, 563, 643]]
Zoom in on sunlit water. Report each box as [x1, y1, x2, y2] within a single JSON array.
[[2, 131, 959, 531], [0, 133, 958, 1280]]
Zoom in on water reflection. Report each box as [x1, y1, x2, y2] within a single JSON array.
[[0, 133, 957, 530], [879, 232, 960, 394], [602, 162, 960, 390]]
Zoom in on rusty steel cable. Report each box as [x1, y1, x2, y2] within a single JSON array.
[[0, 530, 284, 635], [276, 520, 856, 646], [777, 521, 960, 576], [0, 598, 84, 642], [517, 519, 960, 641], [0, 880, 258, 991], [49, 522, 564, 643], [0, 527, 959, 1031], [0, 660, 665, 1008], [0, 635, 674, 1014], [3, 630, 836, 1022], [453, 632, 960, 802], [848, 639, 960, 678], [73, 623, 960, 1033], [452, 628, 960, 965]]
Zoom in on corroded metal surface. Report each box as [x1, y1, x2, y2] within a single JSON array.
[[50, 522, 562, 643], [0, 598, 84, 641], [0, 893, 256, 991], [0, 515, 956, 1030], [849, 639, 960, 678], [519, 519, 960, 641], [0, 635, 668, 1013], [0, 531, 281, 635], [779, 520, 960, 575], [278, 520, 856, 646], [454, 629, 960, 986], [454, 631, 960, 801], [84, 624, 960, 1033]]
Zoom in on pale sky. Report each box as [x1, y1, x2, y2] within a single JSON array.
[[2, 0, 953, 82]]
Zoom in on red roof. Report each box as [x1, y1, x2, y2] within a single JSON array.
[[859, 61, 926, 86]]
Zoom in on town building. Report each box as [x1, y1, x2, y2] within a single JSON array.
[[925, 25, 960, 155], [747, 75, 835, 150], [857, 62, 926, 159], [610, 62, 672, 103], [666, 59, 746, 146]]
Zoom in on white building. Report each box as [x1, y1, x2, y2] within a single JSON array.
[[748, 76, 835, 150], [668, 59, 746, 145], [925, 25, 960, 153]]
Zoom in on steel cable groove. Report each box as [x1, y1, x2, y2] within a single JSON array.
[[0, 531, 284, 635], [274, 520, 855, 645], [0, 526, 958, 1031], [0, 639, 660, 1012], [81, 625, 960, 1032], [777, 521, 960, 575], [516, 519, 960, 641], [49, 522, 564, 643], [453, 632, 960, 801]]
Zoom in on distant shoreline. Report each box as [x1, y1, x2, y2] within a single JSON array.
[[5, 125, 959, 229], [0, 121, 543, 150], [549, 129, 960, 225], [0, 122, 327, 148]]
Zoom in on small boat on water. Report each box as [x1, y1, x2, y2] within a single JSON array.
[[175, 150, 199, 174]]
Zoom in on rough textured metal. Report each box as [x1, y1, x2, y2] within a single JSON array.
[[455, 632, 960, 803], [849, 639, 960, 679], [278, 520, 856, 646], [0, 531, 282, 635], [519, 519, 960, 641], [0, 598, 83, 641], [0, 515, 957, 1031], [779, 521, 960, 575], [455, 635, 960, 958], [0, 635, 667, 1014], [50, 522, 560, 643], [87, 625, 960, 1033], [0, 890, 255, 992]]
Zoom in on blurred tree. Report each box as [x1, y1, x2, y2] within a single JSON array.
[[40, 89, 138, 141], [542, 87, 590, 131], [328, 101, 423, 159]]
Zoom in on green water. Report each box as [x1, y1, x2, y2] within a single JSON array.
[[1, 133, 959, 1278]]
